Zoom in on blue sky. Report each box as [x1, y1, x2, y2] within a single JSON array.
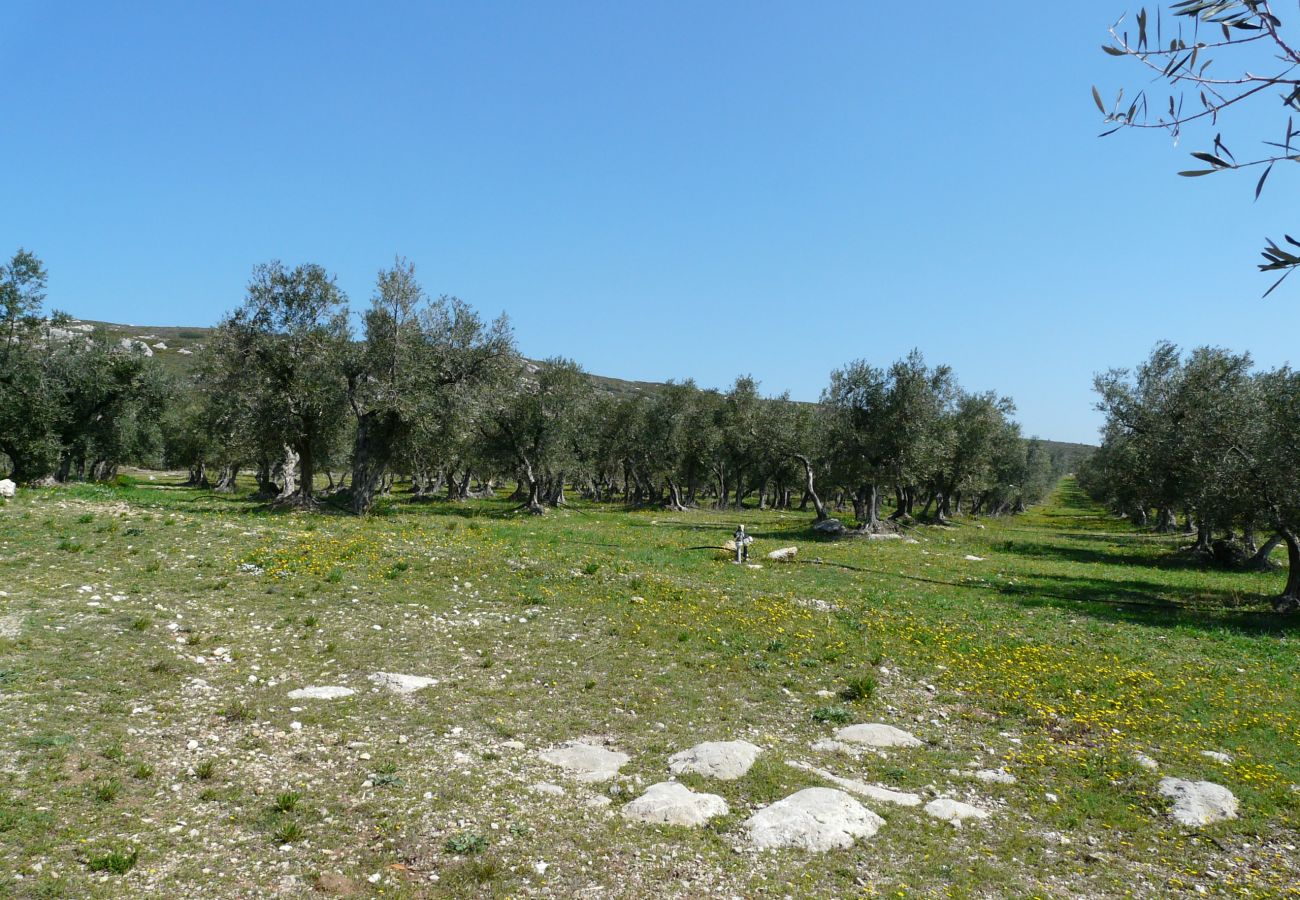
[[3, 1, 1297, 444]]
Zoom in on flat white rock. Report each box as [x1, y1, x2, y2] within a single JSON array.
[[834, 723, 922, 748], [745, 787, 883, 851], [368, 672, 438, 694], [539, 742, 629, 782], [1200, 750, 1233, 764], [925, 798, 990, 826], [1134, 752, 1159, 771], [785, 760, 922, 806], [1158, 777, 1238, 827], [668, 740, 762, 780], [620, 781, 729, 827], [972, 768, 1016, 785], [286, 686, 355, 700], [766, 546, 798, 561]]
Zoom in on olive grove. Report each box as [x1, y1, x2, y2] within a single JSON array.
[[0, 250, 1067, 532]]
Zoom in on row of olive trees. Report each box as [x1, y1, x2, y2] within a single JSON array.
[[2, 250, 1056, 524], [0, 249, 165, 483], [1079, 342, 1300, 610], [166, 258, 1057, 524]]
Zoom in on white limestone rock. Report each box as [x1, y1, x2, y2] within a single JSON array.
[[668, 740, 762, 781], [1158, 778, 1238, 827], [118, 338, 153, 357], [1134, 752, 1160, 771], [539, 742, 629, 782], [0, 479, 15, 499], [745, 787, 883, 852], [766, 546, 798, 561], [810, 739, 861, 757], [286, 686, 355, 700], [620, 781, 729, 827], [834, 723, 923, 749], [924, 798, 990, 827], [972, 768, 1017, 785], [785, 760, 922, 806], [368, 672, 438, 694]]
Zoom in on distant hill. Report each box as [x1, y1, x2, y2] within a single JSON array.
[[74, 318, 1097, 454], [75, 318, 663, 397]]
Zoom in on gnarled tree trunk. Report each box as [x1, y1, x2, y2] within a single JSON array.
[[793, 454, 828, 522], [663, 477, 687, 511], [1275, 529, 1300, 613], [253, 457, 279, 499], [351, 410, 401, 515], [854, 483, 880, 531], [214, 465, 240, 493], [520, 459, 544, 515], [1248, 533, 1283, 571], [276, 444, 306, 506]]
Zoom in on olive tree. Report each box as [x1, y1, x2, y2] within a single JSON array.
[[482, 358, 592, 514], [0, 249, 59, 481], [217, 262, 351, 507], [347, 258, 514, 514], [1096, 0, 1300, 293]]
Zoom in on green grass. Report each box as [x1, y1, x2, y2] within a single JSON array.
[[0, 474, 1296, 897]]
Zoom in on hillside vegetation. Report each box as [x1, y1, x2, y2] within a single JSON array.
[[70, 317, 1093, 462]]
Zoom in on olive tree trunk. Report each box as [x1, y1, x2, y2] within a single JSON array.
[[793, 454, 828, 522], [351, 411, 401, 515], [1249, 533, 1284, 571], [214, 465, 240, 493], [1275, 529, 1300, 613]]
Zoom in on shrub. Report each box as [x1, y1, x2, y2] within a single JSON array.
[[444, 831, 490, 855], [87, 848, 138, 874], [811, 705, 852, 725], [273, 821, 304, 844], [838, 674, 878, 704], [93, 779, 122, 803]]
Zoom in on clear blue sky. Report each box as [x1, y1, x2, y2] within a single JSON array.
[[3, 1, 1297, 444]]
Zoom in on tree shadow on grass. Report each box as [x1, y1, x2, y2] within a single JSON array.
[[1003, 571, 1291, 636], [995, 539, 1211, 573], [803, 559, 1292, 638]]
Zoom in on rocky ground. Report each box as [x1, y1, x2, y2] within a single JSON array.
[[0, 478, 1297, 898]]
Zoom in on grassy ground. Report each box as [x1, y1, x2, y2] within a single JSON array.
[[0, 476, 1296, 898]]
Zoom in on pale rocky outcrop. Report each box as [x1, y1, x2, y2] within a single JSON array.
[[286, 686, 355, 700], [539, 742, 629, 782], [745, 787, 884, 851], [620, 782, 729, 827], [1158, 778, 1238, 827], [668, 740, 762, 780], [834, 723, 922, 748]]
